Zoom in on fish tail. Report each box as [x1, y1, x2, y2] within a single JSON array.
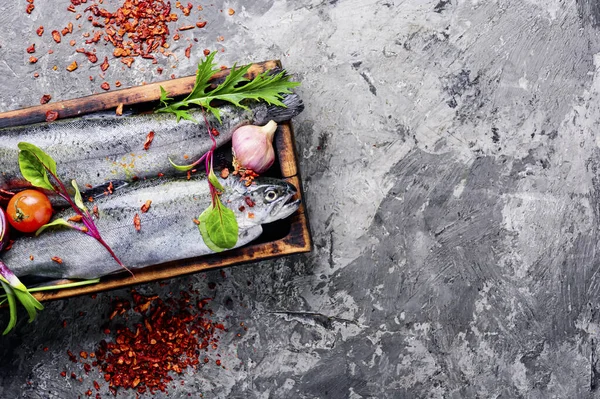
[[257, 94, 305, 124]]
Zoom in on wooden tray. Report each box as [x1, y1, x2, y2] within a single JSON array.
[[0, 61, 312, 301]]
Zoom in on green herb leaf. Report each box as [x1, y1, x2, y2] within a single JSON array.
[[208, 169, 224, 191], [35, 218, 74, 236], [159, 86, 173, 107], [18, 149, 54, 191], [204, 198, 238, 249], [71, 180, 87, 211], [197, 207, 227, 252], [168, 157, 199, 171], [18, 142, 57, 175], [0, 281, 17, 335], [155, 51, 300, 123]]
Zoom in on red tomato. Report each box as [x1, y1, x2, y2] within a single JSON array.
[[6, 190, 53, 233]]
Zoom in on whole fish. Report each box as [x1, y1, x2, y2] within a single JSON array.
[[0, 94, 303, 194], [1, 175, 300, 280]]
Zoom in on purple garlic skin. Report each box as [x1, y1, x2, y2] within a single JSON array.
[[231, 120, 277, 173]]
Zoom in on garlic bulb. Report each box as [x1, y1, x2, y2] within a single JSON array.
[[231, 120, 277, 173]]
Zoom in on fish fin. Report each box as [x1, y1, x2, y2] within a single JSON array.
[[258, 94, 305, 124]]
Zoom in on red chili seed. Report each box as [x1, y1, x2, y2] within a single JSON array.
[[60, 371, 67, 377], [45, 110, 59, 122], [40, 94, 52, 105], [26, 4, 35, 14], [203, 48, 210, 56], [196, 21, 207, 28], [36, 26, 44, 36], [100, 82, 110, 91], [184, 43, 192, 58], [29, 56, 38, 64], [26, 44, 35, 53]]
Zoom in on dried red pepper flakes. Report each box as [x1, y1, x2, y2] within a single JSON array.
[[52, 30, 61, 43], [68, 214, 83, 223], [67, 4, 76, 12], [100, 82, 110, 91], [203, 48, 210, 56], [29, 56, 38, 64], [115, 81, 122, 88], [179, 25, 194, 31], [140, 200, 152, 213], [26, 44, 35, 54], [228, 8, 235, 15], [26, 4, 35, 14], [40, 94, 52, 105], [120, 57, 134, 68], [45, 110, 59, 122], [133, 213, 141, 231], [184, 43, 192, 59], [100, 56, 109, 71], [66, 61, 78, 72], [36, 26, 44, 36], [51, 256, 63, 264], [196, 21, 207, 28], [143, 131, 155, 150]]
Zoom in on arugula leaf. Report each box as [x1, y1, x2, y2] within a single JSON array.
[[156, 51, 300, 123]]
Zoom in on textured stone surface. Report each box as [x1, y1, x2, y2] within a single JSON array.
[[3, 0, 600, 398]]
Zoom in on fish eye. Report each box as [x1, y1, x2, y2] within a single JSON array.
[[265, 190, 278, 202]]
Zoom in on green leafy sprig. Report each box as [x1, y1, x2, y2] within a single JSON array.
[[155, 51, 300, 123], [156, 52, 299, 250], [17, 142, 132, 275]]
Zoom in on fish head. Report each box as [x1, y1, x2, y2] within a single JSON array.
[[223, 177, 300, 227]]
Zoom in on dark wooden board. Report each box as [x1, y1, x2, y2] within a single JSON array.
[[0, 61, 312, 302]]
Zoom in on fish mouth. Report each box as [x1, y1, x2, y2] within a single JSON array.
[[267, 192, 301, 223]]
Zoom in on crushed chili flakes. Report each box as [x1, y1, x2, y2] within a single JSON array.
[[133, 213, 141, 231], [51, 256, 63, 264], [143, 131, 155, 150], [40, 94, 52, 105], [100, 82, 110, 91], [26, 3, 35, 14], [100, 56, 109, 71], [29, 56, 38, 64], [196, 21, 207, 28], [51, 30, 61, 43], [140, 200, 152, 213], [66, 61, 78, 72], [36, 26, 44, 36], [45, 110, 59, 122], [26, 44, 35, 53], [184, 43, 192, 58], [70, 291, 230, 395]]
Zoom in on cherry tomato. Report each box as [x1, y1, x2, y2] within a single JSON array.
[[6, 190, 53, 233]]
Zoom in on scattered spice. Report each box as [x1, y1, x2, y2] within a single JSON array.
[[100, 82, 110, 91], [26, 44, 35, 54], [143, 131, 155, 150], [184, 43, 192, 58], [179, 25, 194, 31], [66, 61, 78, 72], [140, 200, 152, 213], [33, 72, 39, 78], [52, 30, 61, 43], [29, 255, 34, 261], [68, 214, 84, 223], [29, 56, 38, 64], [26, 3, 35, 14], [92, 205, 99, 218], [45, 110, 59, 122], [228, 8, 235, 16], [244, 197, 255, 207], [40, 94, 52, 105], [100, 56, 109, 71], [115, 81, 122, 87], [51, 256, 63, 264], [36, 26, 44, 36], [196, 21, 207, 28], [133, 213, 141, 231], [115, 103, 123, 116]]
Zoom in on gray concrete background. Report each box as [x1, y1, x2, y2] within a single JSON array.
[[2, 0, 600, 398]]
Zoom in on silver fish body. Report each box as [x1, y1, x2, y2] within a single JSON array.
[[0, 95, 303, 194], [1, 175, 300, 280]]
